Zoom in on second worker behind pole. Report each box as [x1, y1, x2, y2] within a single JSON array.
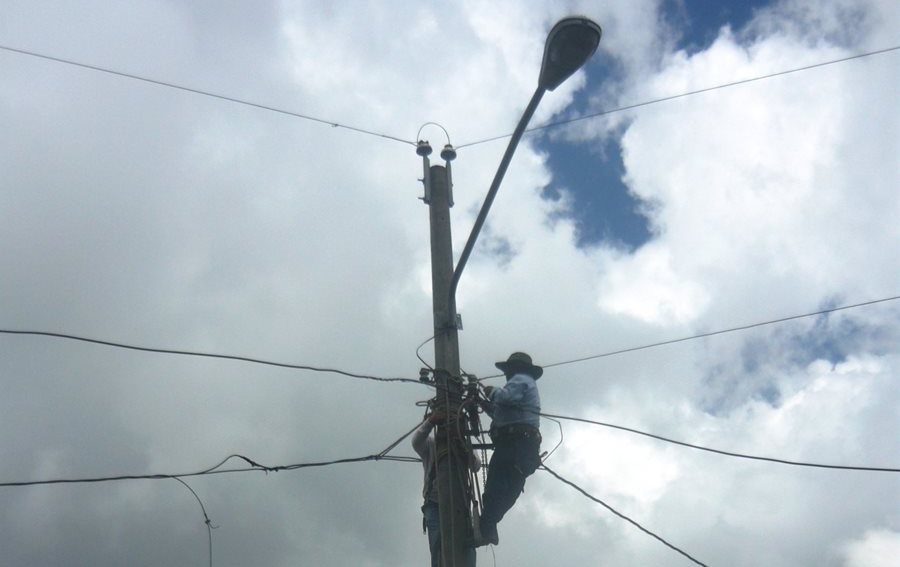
[[413, 407, 480, 566]]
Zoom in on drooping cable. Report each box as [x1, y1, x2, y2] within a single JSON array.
[[540, 414, 565, 463], [478, 295, 900, 379], [541, 464, 709, 567], [0, 452, 419, 488], [172, 477, 216, 567], [0, 44, 416, 147], [376, 420, 426, 458], [456, 46, 900, 149], [0, 329, 424, 385], [540, 412, 900, 473], [416, 335, 436, 371]]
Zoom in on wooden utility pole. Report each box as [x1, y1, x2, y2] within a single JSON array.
[[425, 161, 470, 566], [415, 18, 602, 564]]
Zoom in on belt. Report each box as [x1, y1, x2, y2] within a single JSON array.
[[491, 424, 541, 442]]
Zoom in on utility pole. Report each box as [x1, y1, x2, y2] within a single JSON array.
[[420, 143, 471, 566], [416, 20, 602, 565]]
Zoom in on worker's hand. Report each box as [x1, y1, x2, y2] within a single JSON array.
[[482, 385, 495, 399], [428, 409, 447, 424]]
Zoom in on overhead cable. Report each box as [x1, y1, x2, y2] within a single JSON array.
[[0, 329, 423, 385], [0, 44, 416, 147], [173, 477, 216, 567], [0, 452, 419, 489], [541, 412, 900, 473], [542, 464, 709, 567], [456, 46, 900, 149], [479, 295, 900, 379]]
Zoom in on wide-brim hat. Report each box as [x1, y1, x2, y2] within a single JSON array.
[[495, 351, 543, 379]]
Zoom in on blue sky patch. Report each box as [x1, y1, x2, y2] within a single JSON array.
[[538, 134, 652, 250], [538, 0, 774, 251]]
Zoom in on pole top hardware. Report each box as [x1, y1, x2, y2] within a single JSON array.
[[440, 144, 457, 162], [416, 140, 433, 156]]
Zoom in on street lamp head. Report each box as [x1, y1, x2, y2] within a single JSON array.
[[538, 16, 602, 92]]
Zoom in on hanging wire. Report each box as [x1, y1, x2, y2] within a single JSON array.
[[416, 335, 436, 371], [542, 464, 709, 567], [416, 122, 452, 146], [455, 46, 900, 149], [540, 411, 900, 473], [0, 44, 416, 147], [478, 295, 900, 379], [0, 329, 424, 385], [172, 477, 216, 567], [540, 414, 565, 463], [376, 420, 427, 458], [0, 452, 419, 488]]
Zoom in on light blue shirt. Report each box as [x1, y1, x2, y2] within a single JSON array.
[[486, 372, 540, 429]]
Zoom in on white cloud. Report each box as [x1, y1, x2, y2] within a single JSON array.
[[0, 1, 897, 565], [842, 529, 900, 567]]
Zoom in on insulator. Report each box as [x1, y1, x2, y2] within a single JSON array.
[[440, 144, 457, 162], [416, 140, 433, 157]]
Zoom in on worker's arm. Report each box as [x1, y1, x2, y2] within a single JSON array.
[[411, 410, 445, 458], [489, 375, 532, 405]]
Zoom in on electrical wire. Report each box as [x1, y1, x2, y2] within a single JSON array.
[[376, 420, 426, 458], [478, 295, 900, 379], [172, 477, 216, 567], [541, 463, 709, 567], [455, 46, 900, 149], [540, 411, 900, 473], [416, 335, 436, 371], [449, 386, 899, 473], [0, 452, 419, 488], [0, 44, 416, 147], [0, 329, 425, 385], [540, 414, 565, 463]]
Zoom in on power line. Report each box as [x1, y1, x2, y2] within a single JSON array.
[[0, 329, 424, 385], [173, 477, 216, 567], [456, 46, 900, 149], [541, 464, 709, 567], [0, 452, 419, 489], [0, 44, 416, 147], [479, 295, 900, 379], [540, 412, 900, 473]]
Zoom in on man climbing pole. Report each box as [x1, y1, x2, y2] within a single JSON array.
[[475, 352, 542, 547], [412, 407, 479, 566]]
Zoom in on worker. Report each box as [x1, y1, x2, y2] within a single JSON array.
[[412, 407, 479, 566], [475, 352, 542, 547]]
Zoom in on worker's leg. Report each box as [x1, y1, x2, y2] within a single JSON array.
[[422, 501, 441, 567], [480, 443, 526, 538]]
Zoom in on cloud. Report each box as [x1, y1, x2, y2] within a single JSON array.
[[0, 1, 897, 566], [842, 529, 900, 567]]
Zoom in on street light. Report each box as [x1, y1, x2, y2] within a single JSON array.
[[449, 16, 602, 312]]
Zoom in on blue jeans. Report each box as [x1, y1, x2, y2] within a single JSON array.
[[422, 501, 476, 566], [480, 434, 541, 533]]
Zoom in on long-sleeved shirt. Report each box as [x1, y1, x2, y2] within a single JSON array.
[[485, 372, 541, 430]]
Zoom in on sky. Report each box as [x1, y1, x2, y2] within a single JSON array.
[[1, 1, 898, 566]]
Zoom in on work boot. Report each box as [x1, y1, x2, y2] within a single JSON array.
[[473, 522, 499, 547]]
